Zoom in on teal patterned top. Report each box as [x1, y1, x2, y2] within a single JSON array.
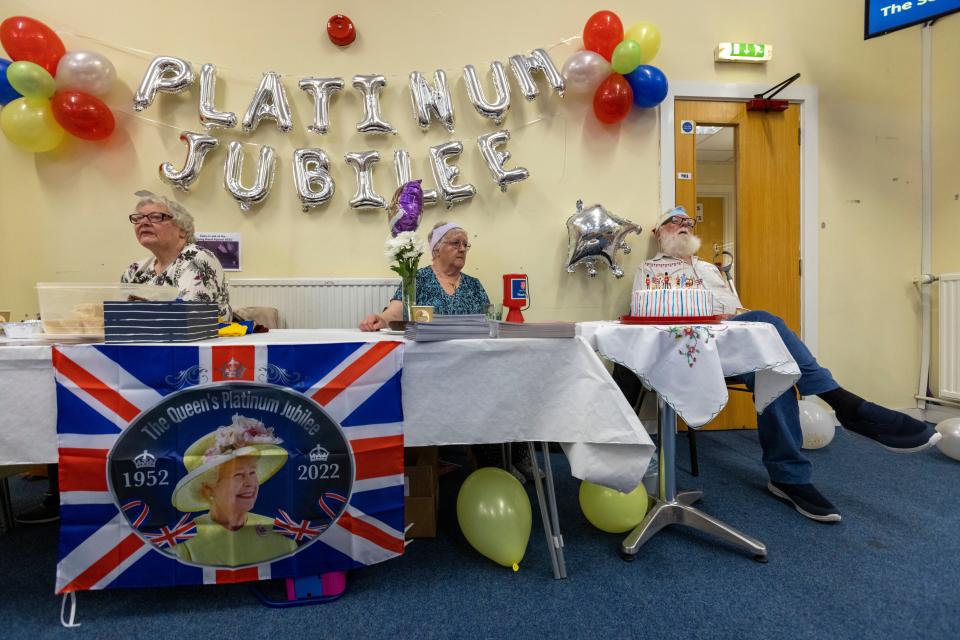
[[392, 266, 490, 315]]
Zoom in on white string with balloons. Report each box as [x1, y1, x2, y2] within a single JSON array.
[[561, 11, 668, 125], [0, 15, 118, 152]]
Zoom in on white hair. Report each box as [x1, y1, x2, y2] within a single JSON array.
[[659, 229, 702, 259], [133, 190, 196, 243]]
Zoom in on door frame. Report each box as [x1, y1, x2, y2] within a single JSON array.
[[659, 82, 819, 354]]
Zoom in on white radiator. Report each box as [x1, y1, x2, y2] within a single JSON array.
[[940, 274, 960, 401], [229, 278, 399, 329]]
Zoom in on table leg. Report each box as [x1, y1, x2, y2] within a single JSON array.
[[621, 398, 768, 561], [539, 441, 567, 578], [0, 477, 13, 533], [527, 442, 566, 579]]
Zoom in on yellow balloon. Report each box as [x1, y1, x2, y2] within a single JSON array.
[[579, 480, 648, 533], [456, 467, 532, 569], [0, 97, 65, 152], [625, 22, 662, 64]]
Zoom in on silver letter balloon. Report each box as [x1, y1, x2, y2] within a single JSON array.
[[224, 141, 277, 212], [292, 148, 335, 212], [509, 48, 565, 101], [133, 56, 194, 112], [462, 62, 511, 125], [393, 149, 438, 207], [344, 150, 387, 209], [159, 131, 219, 192], [408, 70, 455, 132], [352, 75, 395, 135], [428, 141, 476, 208], [476, 130, 528, 192], [241, 72, 293, 133], [198, 63, 237, 130], [565, 200, 641, 278], [299, 77, 344, 135]]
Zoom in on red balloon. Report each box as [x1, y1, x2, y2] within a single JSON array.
[[51, 91, 115, 140], [0, 16, 66, 76], [582, 10, 624, 62], [592, 74, 633, 125]]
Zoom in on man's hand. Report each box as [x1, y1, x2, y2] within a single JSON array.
[[359, 313, 387, 332]]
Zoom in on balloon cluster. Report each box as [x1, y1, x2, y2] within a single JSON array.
[[0, 15, 116, 152], [561, 11, 668, 125]]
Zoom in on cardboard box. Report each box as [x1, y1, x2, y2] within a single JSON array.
[[404, 446, 439, 539]]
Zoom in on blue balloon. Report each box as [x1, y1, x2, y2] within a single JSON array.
[[625, 65, 668, 109], [0, 59, 23, 106]]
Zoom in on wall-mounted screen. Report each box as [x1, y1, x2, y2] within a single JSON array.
[[865, 0, 960, 39]]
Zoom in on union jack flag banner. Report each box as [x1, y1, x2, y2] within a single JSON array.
[[53, 341, 405, 593]]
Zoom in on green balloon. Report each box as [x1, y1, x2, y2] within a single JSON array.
[[456, 467, 532, 570], [610, 39, 644, 75], [7, 61, 56, 99], [579, 480, 648, 533]]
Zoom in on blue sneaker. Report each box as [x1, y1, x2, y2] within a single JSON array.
[[768, 481, 841, 523], [839, 402, 942, 453]]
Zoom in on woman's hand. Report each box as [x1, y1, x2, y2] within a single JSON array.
[[359, 313, 387, 332]]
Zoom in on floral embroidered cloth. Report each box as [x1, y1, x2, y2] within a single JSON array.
[[121, 243, 232, 320], [391, 266, 490, 316], [578, 320, 801, 428]]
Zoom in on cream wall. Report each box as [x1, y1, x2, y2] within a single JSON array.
[[0, 0, 957, 407]]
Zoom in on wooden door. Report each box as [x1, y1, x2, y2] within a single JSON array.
[[675, 100, 801, 430], [695, 196, 726, 263]]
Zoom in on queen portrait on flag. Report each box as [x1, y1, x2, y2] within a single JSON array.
[[170, 415, 297, 567]]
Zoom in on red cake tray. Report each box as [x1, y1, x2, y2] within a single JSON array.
[[619, 314, 722, 325]]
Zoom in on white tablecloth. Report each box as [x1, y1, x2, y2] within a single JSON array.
[[578, 321, 801, 428], [0, 330, 654, 492]]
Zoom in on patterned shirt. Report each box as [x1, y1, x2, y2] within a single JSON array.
[[121, 243, 232, 320], [392, 266, 490, 315]]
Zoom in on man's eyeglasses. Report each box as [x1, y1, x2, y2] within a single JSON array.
[[665, 216, 696, 228], [129, 212, 173, 224], [443, 241, 471, 251]]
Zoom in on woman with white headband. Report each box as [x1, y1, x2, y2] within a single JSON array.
[[359, 222, 490, 331]]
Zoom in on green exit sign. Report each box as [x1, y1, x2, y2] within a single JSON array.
[[715, 42, 773, 63]]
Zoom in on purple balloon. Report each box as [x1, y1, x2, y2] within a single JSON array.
[[389, 180, 424, 236]]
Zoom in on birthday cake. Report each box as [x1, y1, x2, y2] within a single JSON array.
[[631, 288, 715, 317]]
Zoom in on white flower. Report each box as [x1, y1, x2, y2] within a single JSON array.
[[384, 232, 425, 265]]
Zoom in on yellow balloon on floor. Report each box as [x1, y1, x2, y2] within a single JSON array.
[[624, 22, 662, 65], [0, 97, 64, 152], [456, 467, 532, 570], [579, 480, 648, 533]]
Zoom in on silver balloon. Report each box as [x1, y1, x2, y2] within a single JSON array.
[[224, 141, 277, 212], [462, 62, 511, 125], [408, 70, 455, 132], [241, 72, 293, 133], [393, 149, 438, 207], [292, 148, 335, 212], [565, 200, 641, 278], [428, 141, 476, 208], [352, 75, 396, 134], [133, 56, 194, 112], [159, 131, 219, 192], [198, 63, 237, 130], [55, 50, 116, 96], [476, 130, 528, 192], [508, 48, 565, 101], [344, 151, 386, 209], [299, 77, 344, 134]]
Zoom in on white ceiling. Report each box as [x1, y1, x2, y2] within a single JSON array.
[[696, 126, 734, 163]]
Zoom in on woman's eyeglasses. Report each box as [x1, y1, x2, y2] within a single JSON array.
[[666, 216, 696, 228], [129, 212, 173, 224], [443, 241, 471, 251]]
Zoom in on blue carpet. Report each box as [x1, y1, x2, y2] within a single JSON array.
[[1, 428, 958, 639]]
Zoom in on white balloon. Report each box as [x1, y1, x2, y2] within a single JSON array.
[[798, 399, 836, 450], [935, 418, 960, 461], [55, 50, 117, 96], [561, 50, 611, 95]]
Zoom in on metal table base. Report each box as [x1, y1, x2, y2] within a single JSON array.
[[526, 442, 567, 579], [621, 398, 767, 562]]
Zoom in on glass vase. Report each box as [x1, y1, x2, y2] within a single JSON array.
[[401, 271, 417, 322]]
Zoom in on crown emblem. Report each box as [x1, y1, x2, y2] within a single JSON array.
[[309, 444, 330, 463], [221, 357, 246, 379], [133, 450, 157, 469]]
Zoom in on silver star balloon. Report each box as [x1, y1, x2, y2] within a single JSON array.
[[565, 200, 641, 278]]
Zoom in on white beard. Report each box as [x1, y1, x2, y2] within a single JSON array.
[[659, 231, 702, 259]]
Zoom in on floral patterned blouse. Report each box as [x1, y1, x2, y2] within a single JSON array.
[[392, 266, 490, 315], [121, 243, 232, 320]]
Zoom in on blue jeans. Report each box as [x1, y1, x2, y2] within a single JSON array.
[[728, 310, 839, 484]]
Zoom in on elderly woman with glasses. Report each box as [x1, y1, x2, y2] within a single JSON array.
[[121, 190, 232, 320], [359, 221, 490, 331]]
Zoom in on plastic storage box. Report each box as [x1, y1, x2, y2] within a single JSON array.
[[36, 282, 179, 337]]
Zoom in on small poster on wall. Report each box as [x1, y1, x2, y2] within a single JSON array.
[[196, 232, 241, 271]]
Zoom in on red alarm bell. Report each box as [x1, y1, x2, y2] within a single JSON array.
[[327, 14, 356, 46], [502, 273, 529, 323]]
